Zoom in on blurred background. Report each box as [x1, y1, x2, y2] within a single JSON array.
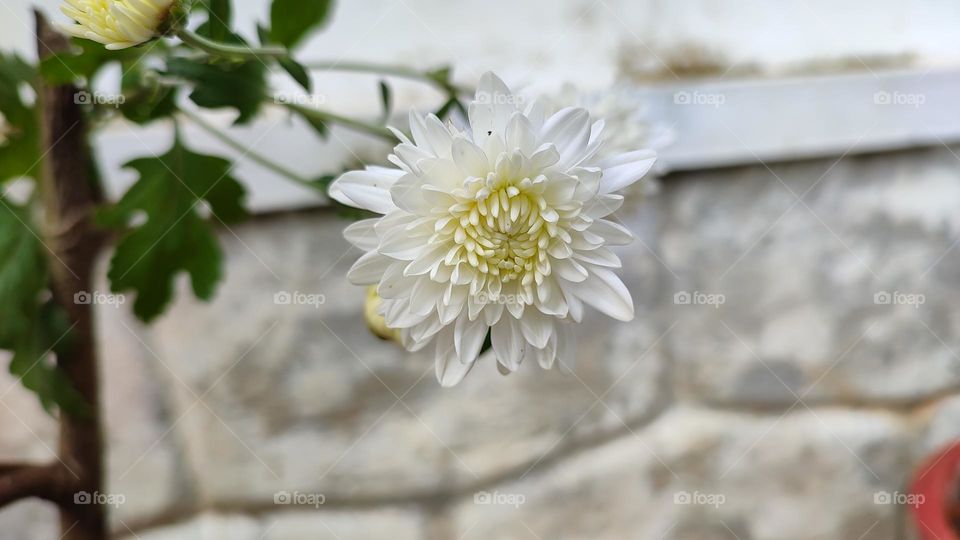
[[4, 0, 960, 538]]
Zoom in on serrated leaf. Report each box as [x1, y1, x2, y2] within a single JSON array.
[[99, 140, 248, 321], [166, 56, 266, 124], [269, 0, 333, 48], [0, 199, 87, 415], [0, 53, 40, 183]]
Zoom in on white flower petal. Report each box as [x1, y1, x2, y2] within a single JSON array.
[[533, 331, 559, 369], [575, 268, 634, 321], [451, 137, 489, 176], [573, 247, 622, 268], [524, 99, 547, 131], [492, 318, 524, 371], [541, 107, 591, 168], [553, 257, 589, 282], [435, 329, 475, 387], [455, 314, 488, 364], [589, 219, 633, 246], [409, 278, 445, 316], [519, 310, 552, 349], [343, 219, 380, 250], [505, 112, 538, 156], [347, 251, 393, 285], [598, 150, 657, 194], [476, 72, 517, 135], [330, 168, 403, 214]]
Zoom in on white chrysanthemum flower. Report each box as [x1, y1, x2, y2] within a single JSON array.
[[331, 73, 656, 386], [59, 0, 176, 50]]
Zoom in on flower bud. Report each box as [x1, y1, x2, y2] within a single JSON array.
[[60, 0, 182, 50], [364, 286, 401, 343]]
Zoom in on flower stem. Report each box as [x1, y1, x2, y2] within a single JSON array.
[[179, 108, 319, 190], [304, 61, 469, 94], [176, 29, 287, 60], [284, 102, 398, 142]]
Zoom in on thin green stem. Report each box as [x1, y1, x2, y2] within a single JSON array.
[[304, 61, 470, 95], [285, 103, 398, 142], [179, 108, 318, 189], [176, 29, 287, 61]]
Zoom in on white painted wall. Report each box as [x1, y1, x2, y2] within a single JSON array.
[[5, 0, 960, 88], [3, 0, 960, 212]]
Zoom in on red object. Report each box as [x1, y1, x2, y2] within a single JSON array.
[[911, 441, 960, 539]]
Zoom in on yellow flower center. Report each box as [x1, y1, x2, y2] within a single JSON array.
[[439, 177, 561, 287]]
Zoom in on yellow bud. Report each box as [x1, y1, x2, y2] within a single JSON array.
[[59, 0, 180, 50], [364, 286, 401, 343]]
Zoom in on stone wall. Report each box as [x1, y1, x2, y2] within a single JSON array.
[[3, 144, 960, 539]]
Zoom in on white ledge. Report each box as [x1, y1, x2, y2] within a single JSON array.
[[647, 68, 960, 172]]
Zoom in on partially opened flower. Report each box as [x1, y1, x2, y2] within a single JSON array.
[[59, 0, 178, 50], [331, 73, 656, 386]]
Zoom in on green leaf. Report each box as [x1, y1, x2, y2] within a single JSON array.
[[119, 60, 177, 125], [0, 53, 39, 183], [99, 139, 248, 321], [254, 23, 311, 91], [120, 82, 178, 125], [269, 0, 333, 48], [197, 0, 234, 42], [0, 199, 87, 415], [299, 112, 328, 138], [435, 96, 465, 120], [426, 66, 452, 88], [0, 200, 46, 343], [10, 301, 89, 416], [378, 80, 392, 122], [279, 58, 312, 92], [39, 38, 139, 85], [166, 56, 266, 124], [287, 104, 328, 138], [310, 173, 336, 192]]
